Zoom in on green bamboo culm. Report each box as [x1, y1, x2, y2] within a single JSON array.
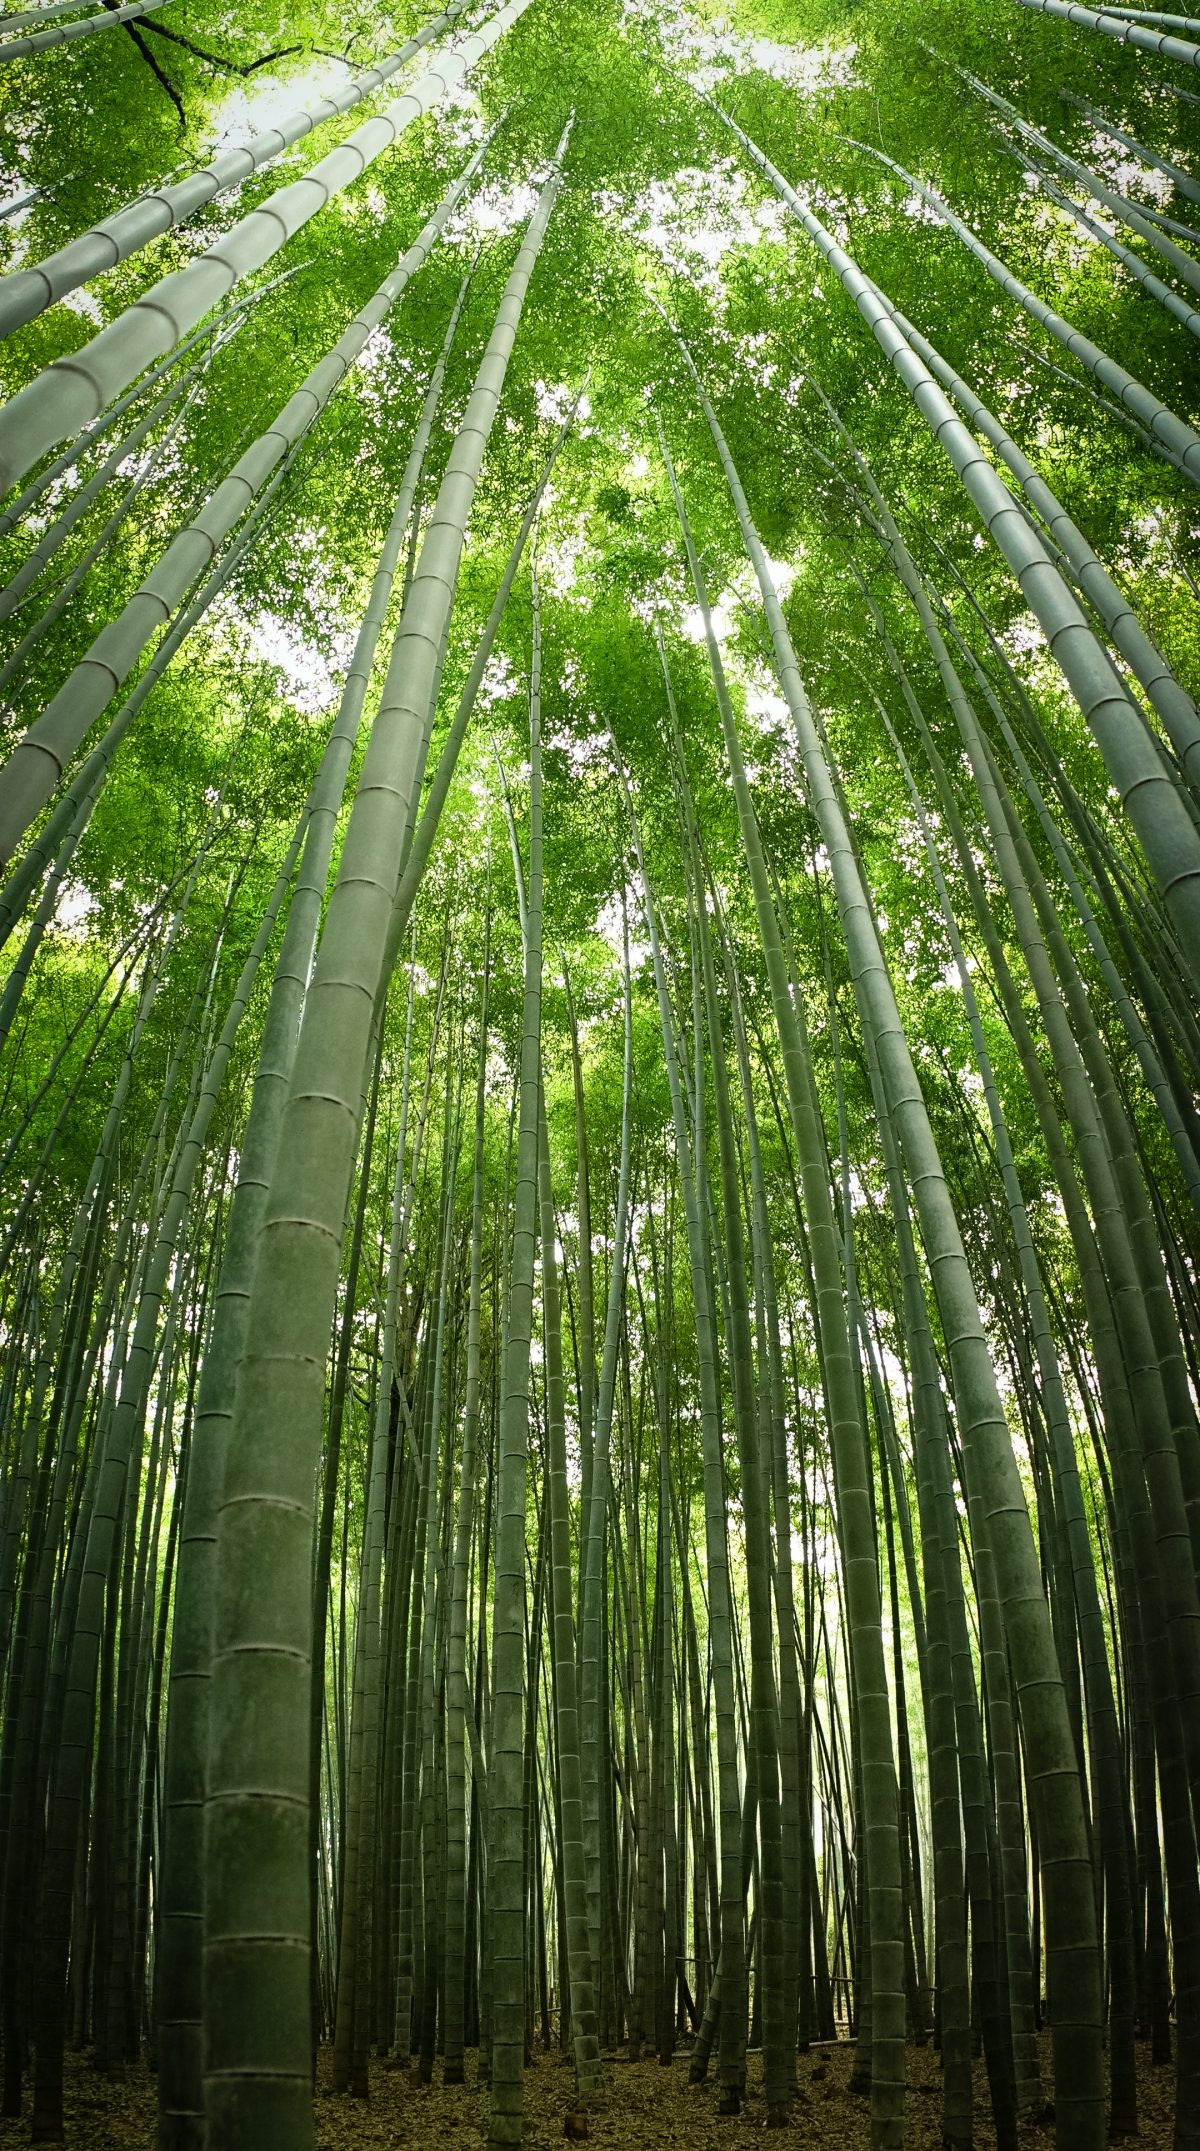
[[488, 562, 546, 2150], [202, 128, 572, 2151], [668, 323, 1107, 2151]]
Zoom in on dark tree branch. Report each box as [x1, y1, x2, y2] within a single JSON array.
[[124, 25, 185, 123], [141, 22, 303, 76], [102, 0, 187, 129], [241, 43, 303, 72]]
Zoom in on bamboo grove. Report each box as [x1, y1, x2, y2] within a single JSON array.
[[0, 0, 1198, 2145]]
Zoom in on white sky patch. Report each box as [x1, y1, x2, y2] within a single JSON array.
[[1085, 130, 1175, 210], [0, 148, 49, 262], [476, 650, 521, 714], [745, 674, 789, 736], [751, 549, 796, 604], [54, 879, 99, 936], [624, 580, 668, 631], [617, 162, 790, 297], [206, 57, 351, 157], [681, 552, 796, 645], [1023, 181, 1161, 277], [1001, 613, 1043, 662], [739, 31, 858, 94], [482, 1040, 513, 1097], [441, 99, 490, 154], [350, 325, 395, 381], [1029, 191, 1118, 273], [59, 285, 103, 326], [446, 179, 538, 245], [843, 1163, 874, 1213], [902, 192, 947, 228], [594, 887, 652, 971], [624, 0, 858, 103], [534, 380, 591, 427], [247, 609, 349, 713], [681, 597, 732, 642], [1118, 508, 1179, 584], [537, 527, 592, 597], [556, 728, 613, 777]]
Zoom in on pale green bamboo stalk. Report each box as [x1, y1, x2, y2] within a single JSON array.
[[0, 436, 305, 982], [657, 412, 904, 2135], [157, 268, 466, 2144], [0, 377, 203, 694], [936, 593, 1200, 1212], [1011, 0, 1200, 69], [842, 297, 1200, 788], [801, 386, 1200, 1217], [688, 850, 792, 2124], [1060, 96, 1200, 205], [872, 673, 1114, 2119], [621, 759, 746, 2109], [672, 325, 1105, 2151], [488, 573, 545, 2150], [1093, 6, 1200, 26], [30, 821, 301, 2143], [203, 136, 569, 2151], [923, 57, 1200, 286], [0, 124, 499, 868], [0, 267, 299, 544], [0, 334, 224, 623], [0, 0, 470, 336], [0, 0, 537, 493], [578, 909, 634, 2018], [538, 1079, 603, 2109], [1003, 147, 1200, 334], [444, 915, 491, 2083], [377, 395, 582, 998], [706, 103, 1200, 971], [0, 0, 174, 63], [836, 127, 1200, 477], [415, 1086, 461, 2080], [1011, 330, 1197, 475]]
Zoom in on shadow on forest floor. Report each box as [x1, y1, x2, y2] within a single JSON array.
[[0, 2029, 1177, 2146]]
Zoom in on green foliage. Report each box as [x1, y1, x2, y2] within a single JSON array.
[[0, 0, 1196, 1459]]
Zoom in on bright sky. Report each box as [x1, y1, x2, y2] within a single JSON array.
[[208, 57, 352, 155], [194, 2, 849, 715]]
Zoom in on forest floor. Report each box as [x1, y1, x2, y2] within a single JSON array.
[[0, 2032, 1177, 2147]]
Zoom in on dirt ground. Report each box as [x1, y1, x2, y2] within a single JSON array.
[[0, 2032, 1176, 2147]]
